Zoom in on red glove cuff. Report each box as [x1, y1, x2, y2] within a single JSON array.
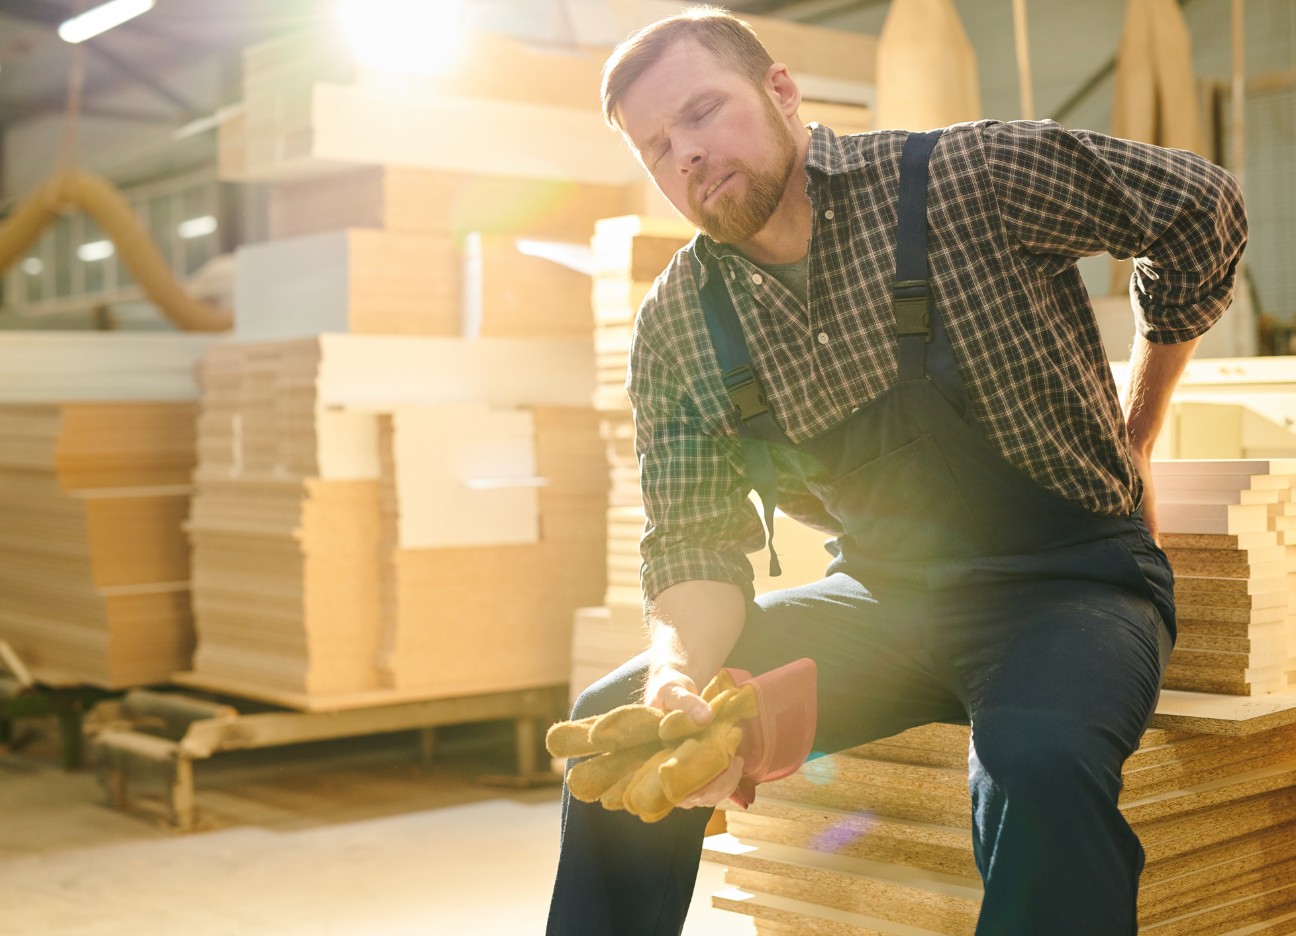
[[722, 658, 817, 808]]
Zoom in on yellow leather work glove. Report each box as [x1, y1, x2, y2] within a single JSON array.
[[546, 671, 758, 823]]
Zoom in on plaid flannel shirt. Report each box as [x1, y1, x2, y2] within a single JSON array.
[[628, 119, 1247, 603]]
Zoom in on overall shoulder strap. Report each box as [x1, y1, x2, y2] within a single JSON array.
[[892, 129, 943, 381], [691, 251, 792, 576]]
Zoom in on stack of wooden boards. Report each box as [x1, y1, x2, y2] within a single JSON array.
[[184, 336, 607, 703], [0, 333, 214, 687], [192, 24, 749, 706]]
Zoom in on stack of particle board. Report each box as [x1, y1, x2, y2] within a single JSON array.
[[1155, 460, 1296, 695], [185, 336, 597, 699], [700, 456, 1296, 933], [0, 401, 197, 687], [708, 709, 1296, 934]]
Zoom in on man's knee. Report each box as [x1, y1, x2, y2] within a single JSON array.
[[570, 654, 651, 720], [970, 708, 1128, 804]]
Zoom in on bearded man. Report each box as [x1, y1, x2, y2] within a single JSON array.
[[547, 7, 1247, 935]]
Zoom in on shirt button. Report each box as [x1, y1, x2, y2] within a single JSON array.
[[817, 332, 830, 345], [751, 273, 764, 285], [823, 209, 835, 220]]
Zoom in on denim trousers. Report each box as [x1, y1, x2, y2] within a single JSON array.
[[546, 533, 1174, 936]]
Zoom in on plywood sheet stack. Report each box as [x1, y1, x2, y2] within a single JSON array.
[[0, 333, 214, 687], [708, 713, 1296, 934], [1155, 460, 1296, 696]]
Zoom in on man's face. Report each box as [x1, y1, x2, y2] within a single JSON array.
[[616, 41, 799, 245]]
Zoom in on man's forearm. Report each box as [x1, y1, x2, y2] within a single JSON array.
[[1122, 331, 1201, 455], [645, 580, 747, 699]]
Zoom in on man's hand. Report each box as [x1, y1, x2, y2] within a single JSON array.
[[1129, 447, 1159, 545], [645, 666, 711, 726], [644, 665, 745, 809]]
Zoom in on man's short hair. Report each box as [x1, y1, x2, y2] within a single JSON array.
[[601, 6, 774, 131]]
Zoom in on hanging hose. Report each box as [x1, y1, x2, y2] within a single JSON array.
[[0, 171, 233, 332], [0, 37, 232, 332]]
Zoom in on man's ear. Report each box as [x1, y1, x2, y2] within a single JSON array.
[[766, 63, 801, 118]]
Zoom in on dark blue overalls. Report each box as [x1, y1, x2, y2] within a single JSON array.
[[548, 130, 1176, 936]]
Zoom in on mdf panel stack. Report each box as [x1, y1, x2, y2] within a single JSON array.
[[1155, 460, 1296, 696], [0, 333, 214, 688]]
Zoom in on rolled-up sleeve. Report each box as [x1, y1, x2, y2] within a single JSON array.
[[627, 300, 766, 605], [982, 119, 1247, 344]]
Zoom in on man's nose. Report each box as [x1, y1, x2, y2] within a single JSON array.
[[674, 136, 705, 173]]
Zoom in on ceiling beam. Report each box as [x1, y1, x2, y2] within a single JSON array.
[[0, 97, 182, 124], [83, 40, 202, 119], [0, 0, 67, 25]]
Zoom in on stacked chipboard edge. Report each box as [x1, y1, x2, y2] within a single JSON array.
[[701, 458, 1296, 934], [707, 718, 1296, 935], [0, 333, 213, 687]]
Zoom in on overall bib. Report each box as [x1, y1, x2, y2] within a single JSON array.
[[548, 131, 1175, 936]]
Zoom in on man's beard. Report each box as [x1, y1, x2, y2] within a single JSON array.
[[688, 102, 798, 244]]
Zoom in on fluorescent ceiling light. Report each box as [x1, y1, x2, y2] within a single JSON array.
[[177, 215, 218, 239], [77, 240, 115, 262], [58, 0, 156, 44], [22, 258, 43, 275]]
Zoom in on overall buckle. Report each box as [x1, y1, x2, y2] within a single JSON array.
[[723, 365, 770, 423], [892, 279, 931, 340]]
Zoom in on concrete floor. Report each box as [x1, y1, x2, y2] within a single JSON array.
[[0, 717, 754, 936]]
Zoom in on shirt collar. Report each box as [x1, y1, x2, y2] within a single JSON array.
[[690, 123, 867, 279]]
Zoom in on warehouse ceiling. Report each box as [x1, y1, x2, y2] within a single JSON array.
[[0, 0, 880, 133], [0, 0, 325, 130]]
